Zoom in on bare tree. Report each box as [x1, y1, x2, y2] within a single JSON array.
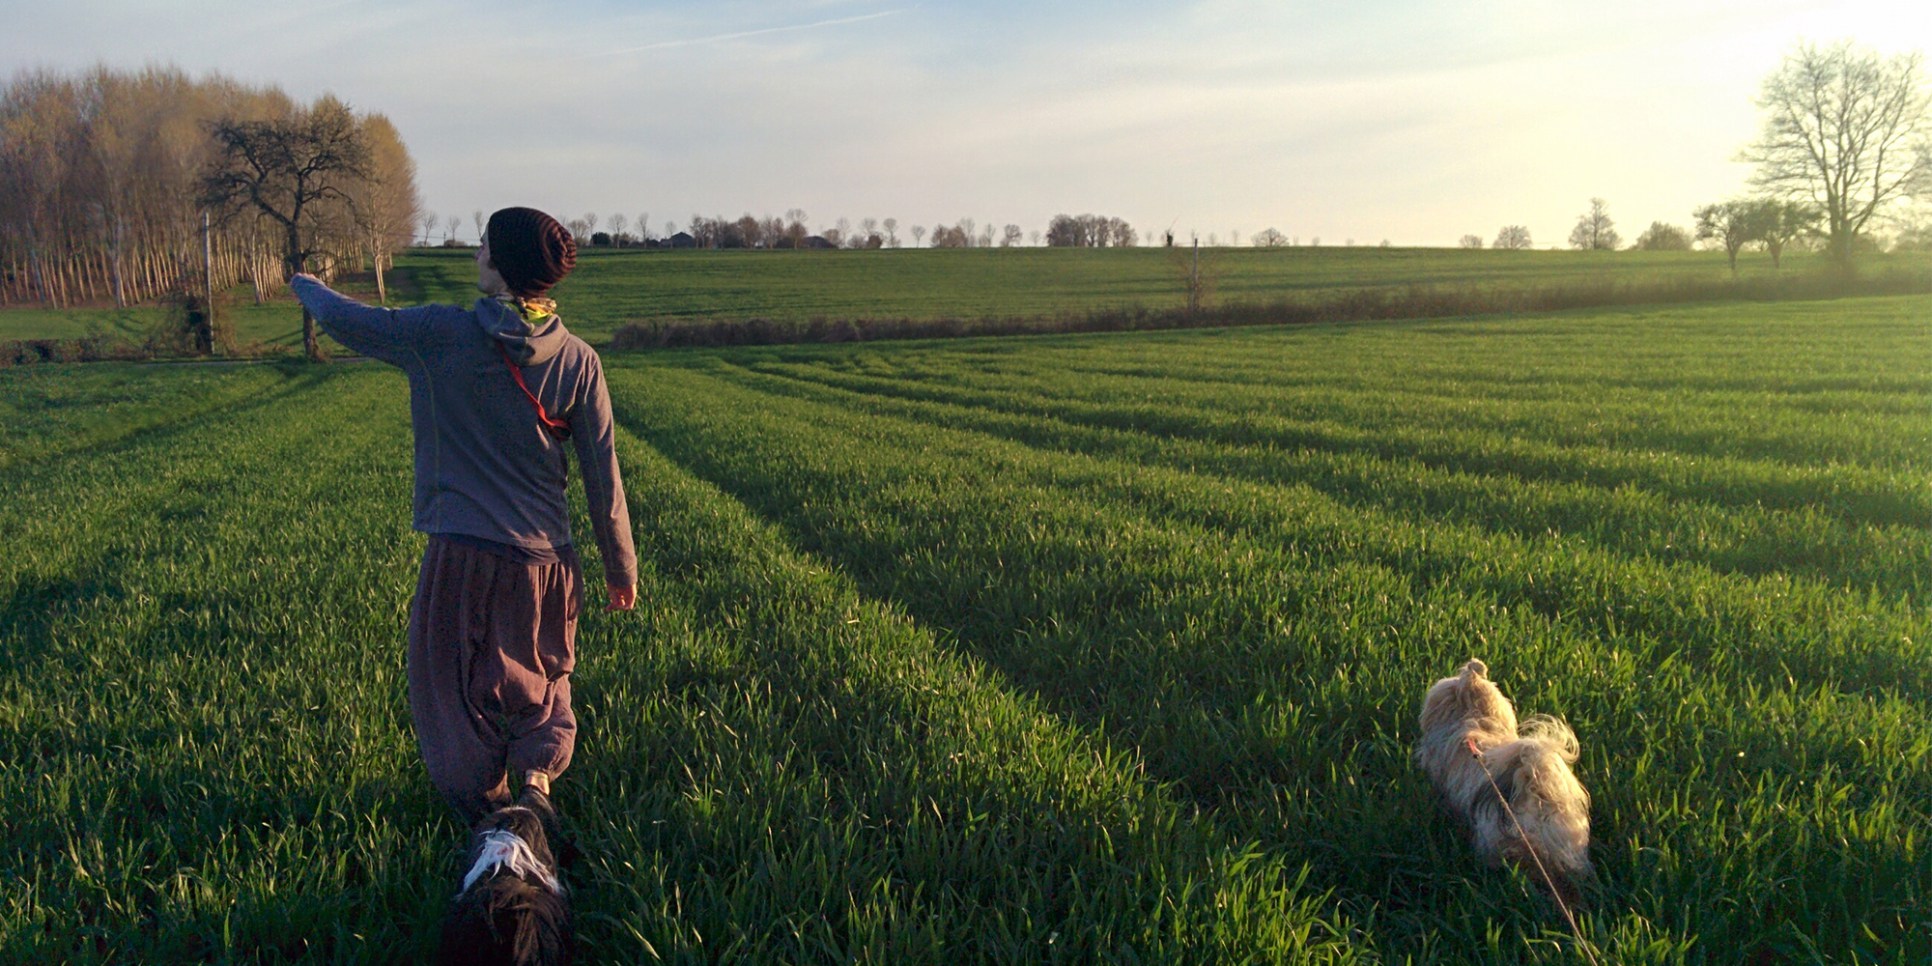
[[1744, 41, 1932, 267], [202, 96, 373, 360], [910, 224, 925, 246], [1758, 199, 1819, 268], [444, 214, 460, 244], [1493, 225, 1532, 250], [420, 210, 437, 246], [1568, 198, 1619, 250], [1694, 201, 1764, 275], [736, 213, 762, 249], [359, 113, 422, 303], [1046, 213, 1119, 247], [686, 214, 715, 248], [784, 208, 807, 250], [1458, 234, 1484, 249], [929, 223, 971, 248], [608, 212, 628, 244], [882, 217, 898, 247], [473, 209, 484, 242], [1001, 223, 1022, 247], [1253, 227, 1288, 247], [1171, 238, 1214, 314]]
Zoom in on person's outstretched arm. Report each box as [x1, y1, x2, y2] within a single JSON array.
[[289, 274, 436, 367], [569, 354, 638, 611]]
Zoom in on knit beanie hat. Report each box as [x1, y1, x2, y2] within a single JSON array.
[[485, 207, 577, 296]]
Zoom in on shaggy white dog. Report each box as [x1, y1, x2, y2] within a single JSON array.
[[1416, 659, 1592, 903]]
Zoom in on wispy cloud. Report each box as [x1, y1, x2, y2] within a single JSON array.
[[596, 9, 902, 57]]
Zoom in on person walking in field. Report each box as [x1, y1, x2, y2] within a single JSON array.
[[290, 206, 635, 822]]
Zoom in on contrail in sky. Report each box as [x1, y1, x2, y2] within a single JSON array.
[[599, 10, 903, 56]]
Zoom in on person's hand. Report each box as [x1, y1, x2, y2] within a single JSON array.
[[605, 583, 637, 612]]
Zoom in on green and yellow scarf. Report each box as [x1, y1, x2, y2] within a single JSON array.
[[494, 294, 557, 327]]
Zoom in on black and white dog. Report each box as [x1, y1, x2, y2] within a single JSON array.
[[436, 787, 574, 966]]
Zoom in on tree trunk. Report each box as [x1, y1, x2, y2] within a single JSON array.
[[372, 233, 387, 304], [109, 225, 127, 309], [286, 225, 324, 361], [1828, 220, 1855, 274]]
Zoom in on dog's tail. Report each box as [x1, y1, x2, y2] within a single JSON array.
[[1498, 722, 1593, 903], [1518, 714, 1579, 764]]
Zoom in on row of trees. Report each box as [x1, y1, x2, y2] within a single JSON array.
[[540, 41, 1928, 266], [0, 66, 421, 356], [1044, 214, 1136, 247], [1462, 44, 1930, 264], [1693, 199, 1817, 271], [1455, 227, 1534, 250], [481, 211, 1142, 250]]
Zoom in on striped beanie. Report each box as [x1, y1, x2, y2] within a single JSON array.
[[485, 207, 577, 296]]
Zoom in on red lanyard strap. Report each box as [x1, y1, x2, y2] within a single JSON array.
[[497, 345, 572, 440]]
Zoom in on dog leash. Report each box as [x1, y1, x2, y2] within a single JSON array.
[[1466, 736, 1600, 966]]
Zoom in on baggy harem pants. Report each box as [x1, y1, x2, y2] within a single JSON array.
[[408, 536, 581, 822]]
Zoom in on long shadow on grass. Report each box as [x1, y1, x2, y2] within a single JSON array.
[[556, 434, 1372, 962], [0, 569, 453, 959], [0, 746, 450, 963], [0, 552, 129, 670], [718, 360, 1929, 600], [604, 388, 1532, 949], [692, 360, 1932, 705], [720, 351, 1931, 530], [607, 367, 1931, 958], [5, 361, 338, 474]]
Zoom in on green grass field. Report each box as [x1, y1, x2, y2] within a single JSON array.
[[1, 294, 1925, 961], [7, 244, 1924, 348]]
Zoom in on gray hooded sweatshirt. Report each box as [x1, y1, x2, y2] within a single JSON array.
[[290, 276, 636, 589]]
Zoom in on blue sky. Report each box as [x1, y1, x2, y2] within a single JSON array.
[[4, 0, 1925, 246]]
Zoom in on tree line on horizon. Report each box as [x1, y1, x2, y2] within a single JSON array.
[[1457, 43, 1932, 264], [4, 39, 1925, 349], [476, 211, 1141, 251], [0, 65, 421, 351]]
